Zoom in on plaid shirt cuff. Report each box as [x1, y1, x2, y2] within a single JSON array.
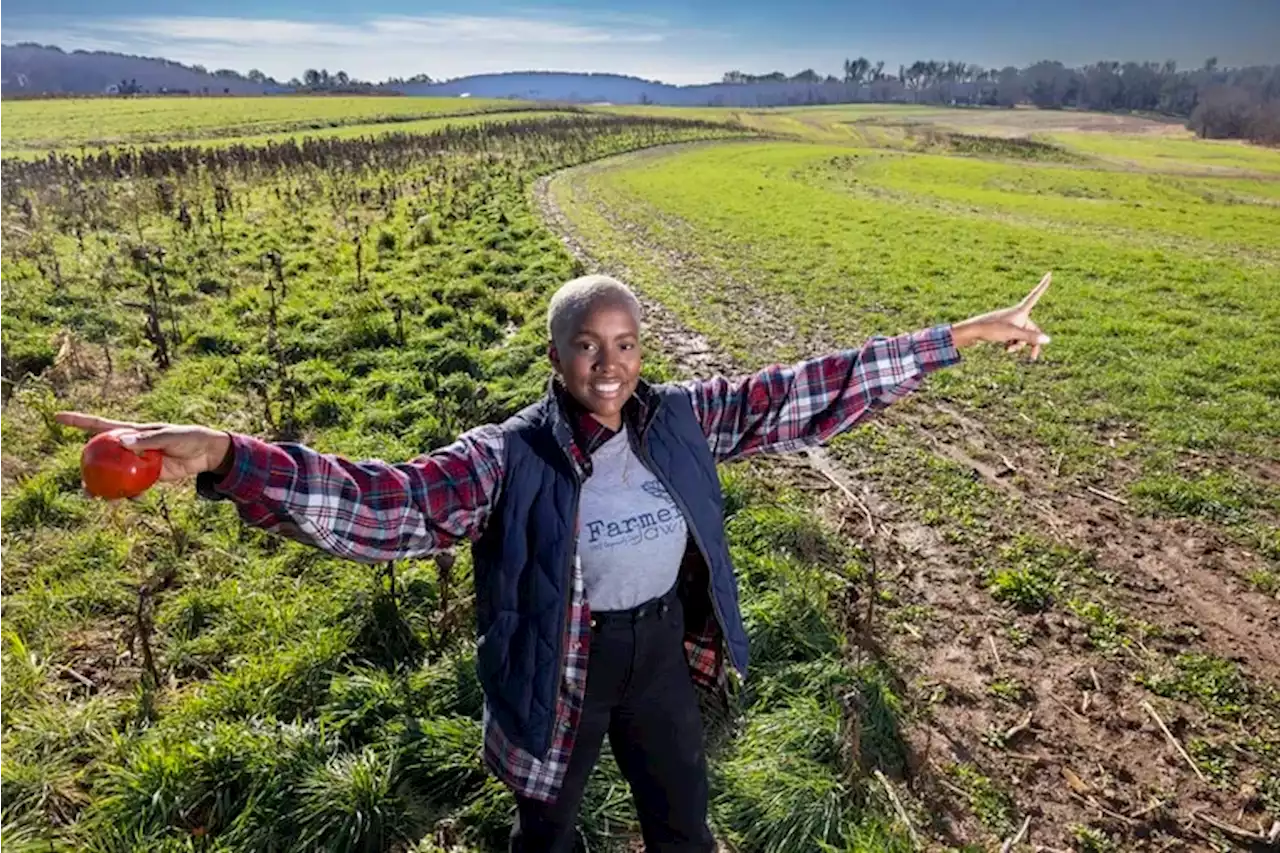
[[195, 433, 277, 504], [909, 324, 962, 373]]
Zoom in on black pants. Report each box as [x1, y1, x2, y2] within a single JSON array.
[[510, 582, 716, 853]]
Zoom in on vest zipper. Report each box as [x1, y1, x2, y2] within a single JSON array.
[[635, 438, 740, 674]]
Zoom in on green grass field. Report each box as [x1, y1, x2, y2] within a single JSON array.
[[0, 95, 532, 150], [3, 96, 1278, 851], [1048, 130, 1280, 175], [559, 141, 1280, 484]]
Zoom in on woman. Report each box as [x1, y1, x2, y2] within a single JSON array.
[[57, 272, 1052, 853]]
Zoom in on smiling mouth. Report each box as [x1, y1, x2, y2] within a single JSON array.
[[591, 381, 623, 398]]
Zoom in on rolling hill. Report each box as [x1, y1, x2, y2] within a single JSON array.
[[1, 43, 899, 106], [1, 43, 280, 96]]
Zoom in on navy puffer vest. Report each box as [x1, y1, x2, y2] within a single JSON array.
[[471, 380, 749, 758]]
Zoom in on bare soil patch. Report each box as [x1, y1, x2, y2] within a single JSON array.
[[900, 108, 1192, 137]]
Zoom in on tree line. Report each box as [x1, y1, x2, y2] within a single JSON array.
[[191, 66, 435, 91], [721, 56, 1280, 144], [284, 69, 435, 91]]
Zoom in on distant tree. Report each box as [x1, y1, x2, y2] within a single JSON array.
[[303, 68, 321, 88], [1190, 85, 1257, 138], [1250, 101, 1280, 145], [902, 61, 925, 97], [791, 69, 821, 83], [246, 69, 267, 83], [1022, 60, 1075, 108], [995, 66, 1021, 107], [335, 70, 350, 87], [843, 57, 871, 84]]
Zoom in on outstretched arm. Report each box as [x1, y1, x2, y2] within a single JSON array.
[[685, 273, 1053, 463], [685, 325, 959, 463], [54, 413, 506, 564]]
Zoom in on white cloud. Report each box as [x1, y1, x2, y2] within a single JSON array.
[[92, 14, 667, 47], [3, 13, 740, 84]]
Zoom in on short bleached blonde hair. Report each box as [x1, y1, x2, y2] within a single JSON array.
[[546, 274, 642, 347]]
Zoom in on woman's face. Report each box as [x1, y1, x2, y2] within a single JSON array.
[[550, 298, 642, 430]]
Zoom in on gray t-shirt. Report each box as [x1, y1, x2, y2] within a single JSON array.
[[577, 426, 689, 611]]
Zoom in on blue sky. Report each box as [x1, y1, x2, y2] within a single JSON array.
[[4, 0, 1277, 84]]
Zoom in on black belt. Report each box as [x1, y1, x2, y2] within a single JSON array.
[[590, 582, 680, 629]]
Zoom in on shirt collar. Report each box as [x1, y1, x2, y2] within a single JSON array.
[[549, 376, 656, 457]]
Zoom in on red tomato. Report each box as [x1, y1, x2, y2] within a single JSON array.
[[80, 430, 163, 499]]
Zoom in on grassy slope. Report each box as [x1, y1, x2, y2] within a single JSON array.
[[1048, 131, 1280, 175], [563, 142, 1280, 512]]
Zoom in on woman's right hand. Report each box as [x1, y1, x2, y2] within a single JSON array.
[[55, 412, 235, 483]]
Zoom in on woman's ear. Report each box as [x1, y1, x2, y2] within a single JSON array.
[[547, 343, 562, 375]]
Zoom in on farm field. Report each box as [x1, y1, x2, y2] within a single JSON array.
[[0, 95, 534, 151], [0, 110, 593, 161], [545, 114, 1280, 850], [2, 95, 1278, 853]]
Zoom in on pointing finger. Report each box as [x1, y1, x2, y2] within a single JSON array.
[[1006, 324, 1050, 346], [1017, 272, 1052, 312], [55, 412, 162, 435]]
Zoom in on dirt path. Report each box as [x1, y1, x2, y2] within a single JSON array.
[[534, 148, 1280, 851]]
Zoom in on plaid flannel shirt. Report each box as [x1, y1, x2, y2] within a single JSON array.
[[201, 324, 960, 803]]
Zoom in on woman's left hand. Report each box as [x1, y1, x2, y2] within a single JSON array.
[[952, 272, 1053, 360]]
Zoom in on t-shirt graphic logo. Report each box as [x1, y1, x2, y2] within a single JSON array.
[[641, 479, 675, 506], [582, 478, 685, 548]]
